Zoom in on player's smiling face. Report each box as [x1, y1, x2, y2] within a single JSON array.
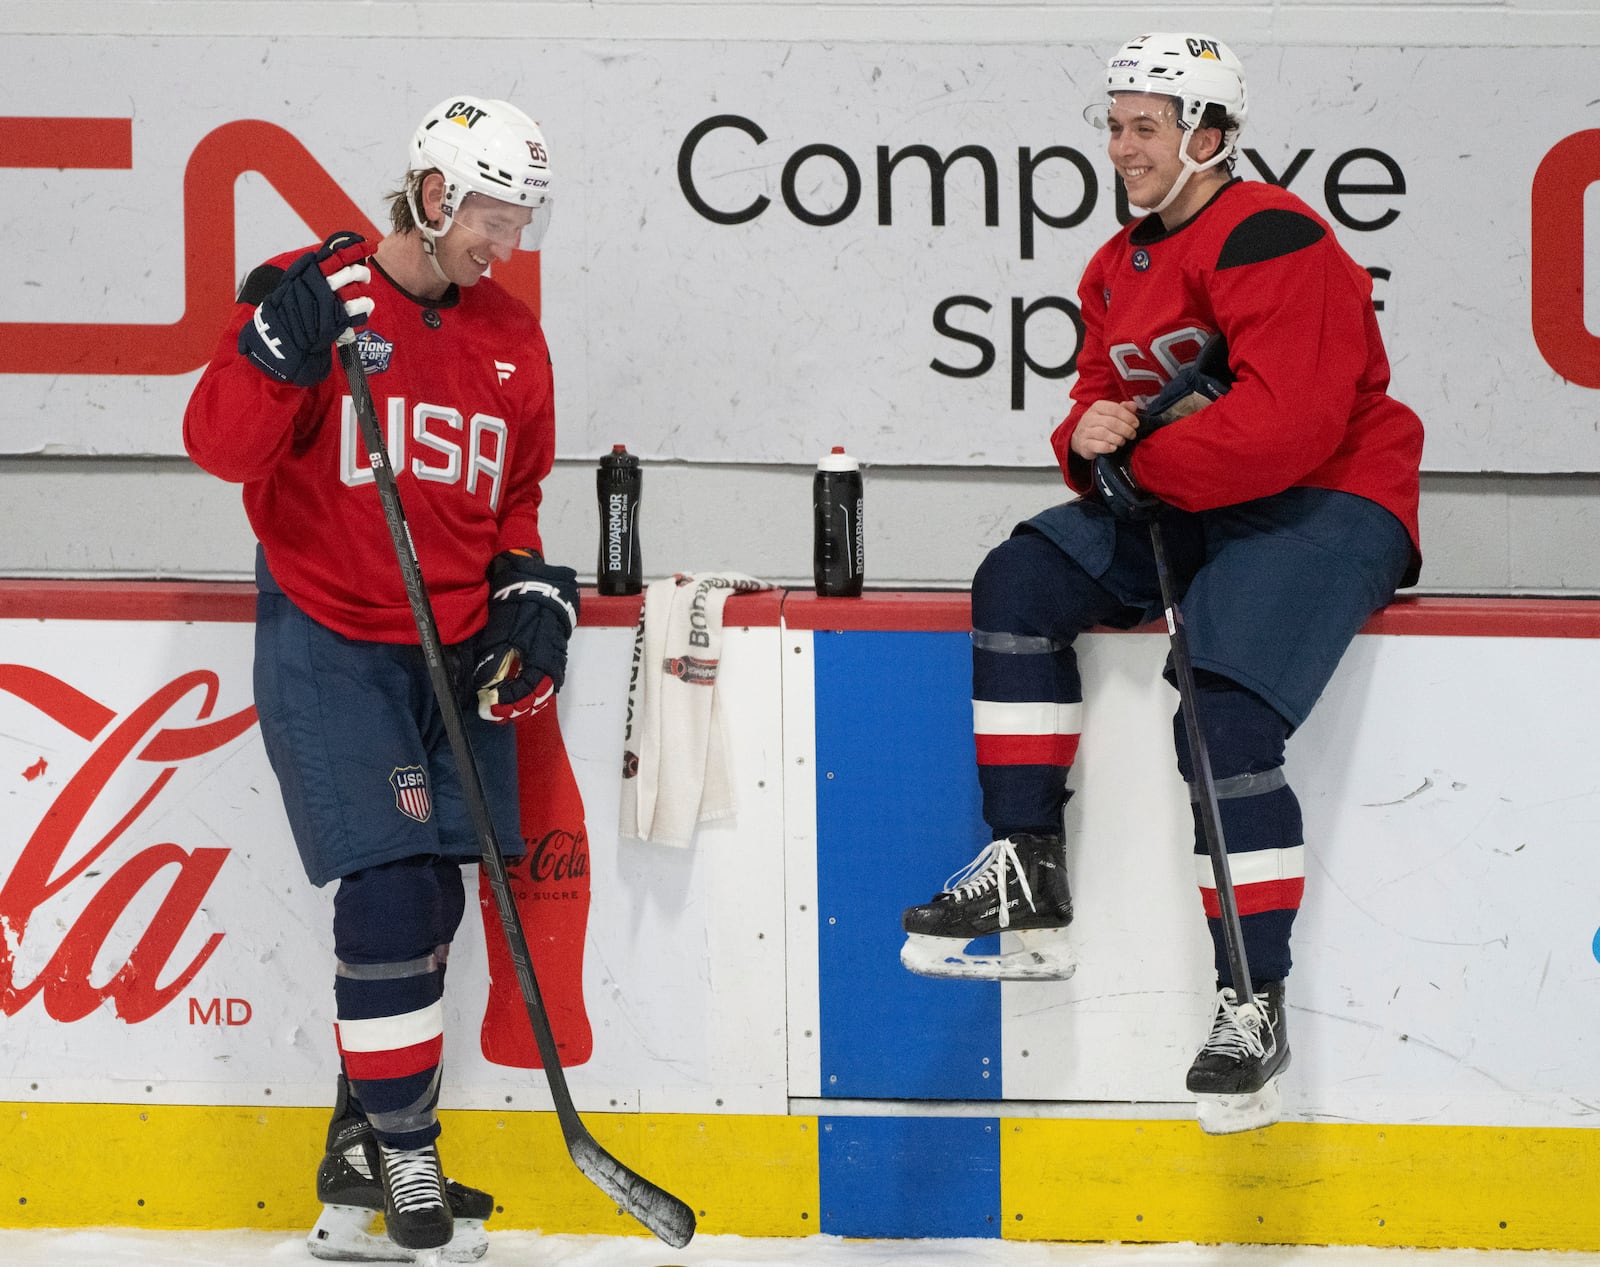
[[1104, 93, 1186, 207], [439, 192, 536, 286], [434, 221, 513, 287], [416, 176, 529, 288]]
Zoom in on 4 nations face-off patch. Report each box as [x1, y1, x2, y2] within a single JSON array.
[[355, 328, 394, 375], [390, 765, 432, 823]]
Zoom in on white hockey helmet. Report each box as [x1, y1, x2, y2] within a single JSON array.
[[1096, 33, 1247, 153], [409, 95, 553, 253], [1088, 33, 1247, 214]]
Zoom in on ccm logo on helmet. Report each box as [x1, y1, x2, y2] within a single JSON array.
[[445, 101, 489, 128], [1186, 37, 1224, 60]]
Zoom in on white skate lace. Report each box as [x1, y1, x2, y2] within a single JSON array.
[[942, 839, 1035, 930], [380, 1145, 445, 1214], [1200, 988, 1268, 1061]]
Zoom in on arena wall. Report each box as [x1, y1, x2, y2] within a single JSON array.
[[1, 582, 1596, 1249], [2, 3, 1600, 593]]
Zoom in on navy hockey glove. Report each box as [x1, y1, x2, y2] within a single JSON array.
[[1092, 451, 1162, 522], [237, 231, 375, 388], [1138, 330, 1234, 441], [471, 550, 581, 724], [1093, 331, 1235, 522]]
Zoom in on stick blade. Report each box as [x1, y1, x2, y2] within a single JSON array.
[[568, 1133, 696, 1248]]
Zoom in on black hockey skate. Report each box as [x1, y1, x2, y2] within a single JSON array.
[[1186, 979, 1291, 1134], [377, 1142, 453, 1254], [900, 833, 1075, 980], [307, 1079, 492, 1263]]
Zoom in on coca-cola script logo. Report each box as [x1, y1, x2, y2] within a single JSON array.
[[0, 664, 256, 1023], [524, 828, 589, 890]]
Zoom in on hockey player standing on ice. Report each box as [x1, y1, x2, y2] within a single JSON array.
[[900, 34, 1423, 1131], [184, 96, 578, 1260]]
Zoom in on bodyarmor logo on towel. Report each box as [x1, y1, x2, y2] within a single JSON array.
[[390, 766, 432, 823], [664, 655, 718, 685], [355, 329, 393, 375]]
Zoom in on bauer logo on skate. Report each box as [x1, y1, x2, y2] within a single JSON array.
[[0, 664, 256, 1023]]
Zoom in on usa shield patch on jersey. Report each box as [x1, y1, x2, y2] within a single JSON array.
[[356, 329, 394, 375], [390, 765, 432, 823]]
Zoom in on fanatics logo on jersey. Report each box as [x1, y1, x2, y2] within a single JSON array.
[[356, 329, 394, 376], [390, 766, 432, 823], [1132, 249, 1152, 272], [495, 360, 516, 384]]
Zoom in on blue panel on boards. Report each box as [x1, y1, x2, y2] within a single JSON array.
[[813, 630, 1001, 1100], [818, 1114, 1001, 1239]]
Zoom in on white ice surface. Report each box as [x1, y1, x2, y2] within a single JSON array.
[[1, 1232, 1599, 1267]]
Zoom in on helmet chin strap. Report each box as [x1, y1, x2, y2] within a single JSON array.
[[420, 229, 452, 287], [408, 184, 455, 286], [1135, 128, 1233, 218]]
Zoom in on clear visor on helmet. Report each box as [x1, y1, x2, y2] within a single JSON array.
[[1083, 94, 1182, 135], [449, 190, 553, 252]]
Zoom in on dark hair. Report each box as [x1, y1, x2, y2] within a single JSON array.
[[1198, 103, 1239, 171], [385, 169, 439, 234]]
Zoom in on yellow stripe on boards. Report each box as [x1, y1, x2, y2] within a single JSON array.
[[0, 1103, 818, 1238], [1, 1102, 324, 1229], [452, 1109, 819, 1237], [8, 1103, 1600, 1250], [1002, 1117, 1600, 1251]]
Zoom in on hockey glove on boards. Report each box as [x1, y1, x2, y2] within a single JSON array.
[[1091, 330, 1234, 523], [471, 550, 582, 724], [237, 231, 375, 388]]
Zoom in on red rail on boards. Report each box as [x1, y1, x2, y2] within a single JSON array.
[[1, 581, 1598, 638]]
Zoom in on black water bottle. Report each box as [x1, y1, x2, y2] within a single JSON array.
[[596, 444, 643, 595], [813, 445, 864, 597]]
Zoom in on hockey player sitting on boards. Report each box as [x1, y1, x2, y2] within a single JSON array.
[[184, 95, 577, 1260], [899, 32, 1423, 1134]]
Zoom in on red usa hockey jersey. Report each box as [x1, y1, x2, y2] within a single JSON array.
[[184, 247, 555, 644], [1052, 180, 1423, 581]]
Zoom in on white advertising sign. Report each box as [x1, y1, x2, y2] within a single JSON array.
[[1, 601, 1597, 1128], [0, 618, 789, 1116], [0, 38, 1594, 471]]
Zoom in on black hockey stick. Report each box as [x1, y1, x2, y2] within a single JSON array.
[[336, 334, 696, 1249], [1147, 517, 1255, 1008]]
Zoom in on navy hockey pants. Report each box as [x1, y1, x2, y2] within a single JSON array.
[[970, 486, 1412, 986]]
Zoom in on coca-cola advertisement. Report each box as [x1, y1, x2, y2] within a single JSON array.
[[480, 701, 594, 1068], [0, 605, 791, 1116]]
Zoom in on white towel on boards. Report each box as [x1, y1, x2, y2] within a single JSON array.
[[618, 572, 772, 846]]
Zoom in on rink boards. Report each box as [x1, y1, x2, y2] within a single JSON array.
[[0, 583, 1597, 1250]]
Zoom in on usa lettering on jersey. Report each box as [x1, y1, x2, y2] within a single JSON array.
[[339, 397, 509, 510]]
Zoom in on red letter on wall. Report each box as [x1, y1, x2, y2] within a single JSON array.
[[1532, 129, 1600, 389]]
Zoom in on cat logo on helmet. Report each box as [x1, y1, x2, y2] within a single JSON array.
[[444, 101, 488, 128]]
